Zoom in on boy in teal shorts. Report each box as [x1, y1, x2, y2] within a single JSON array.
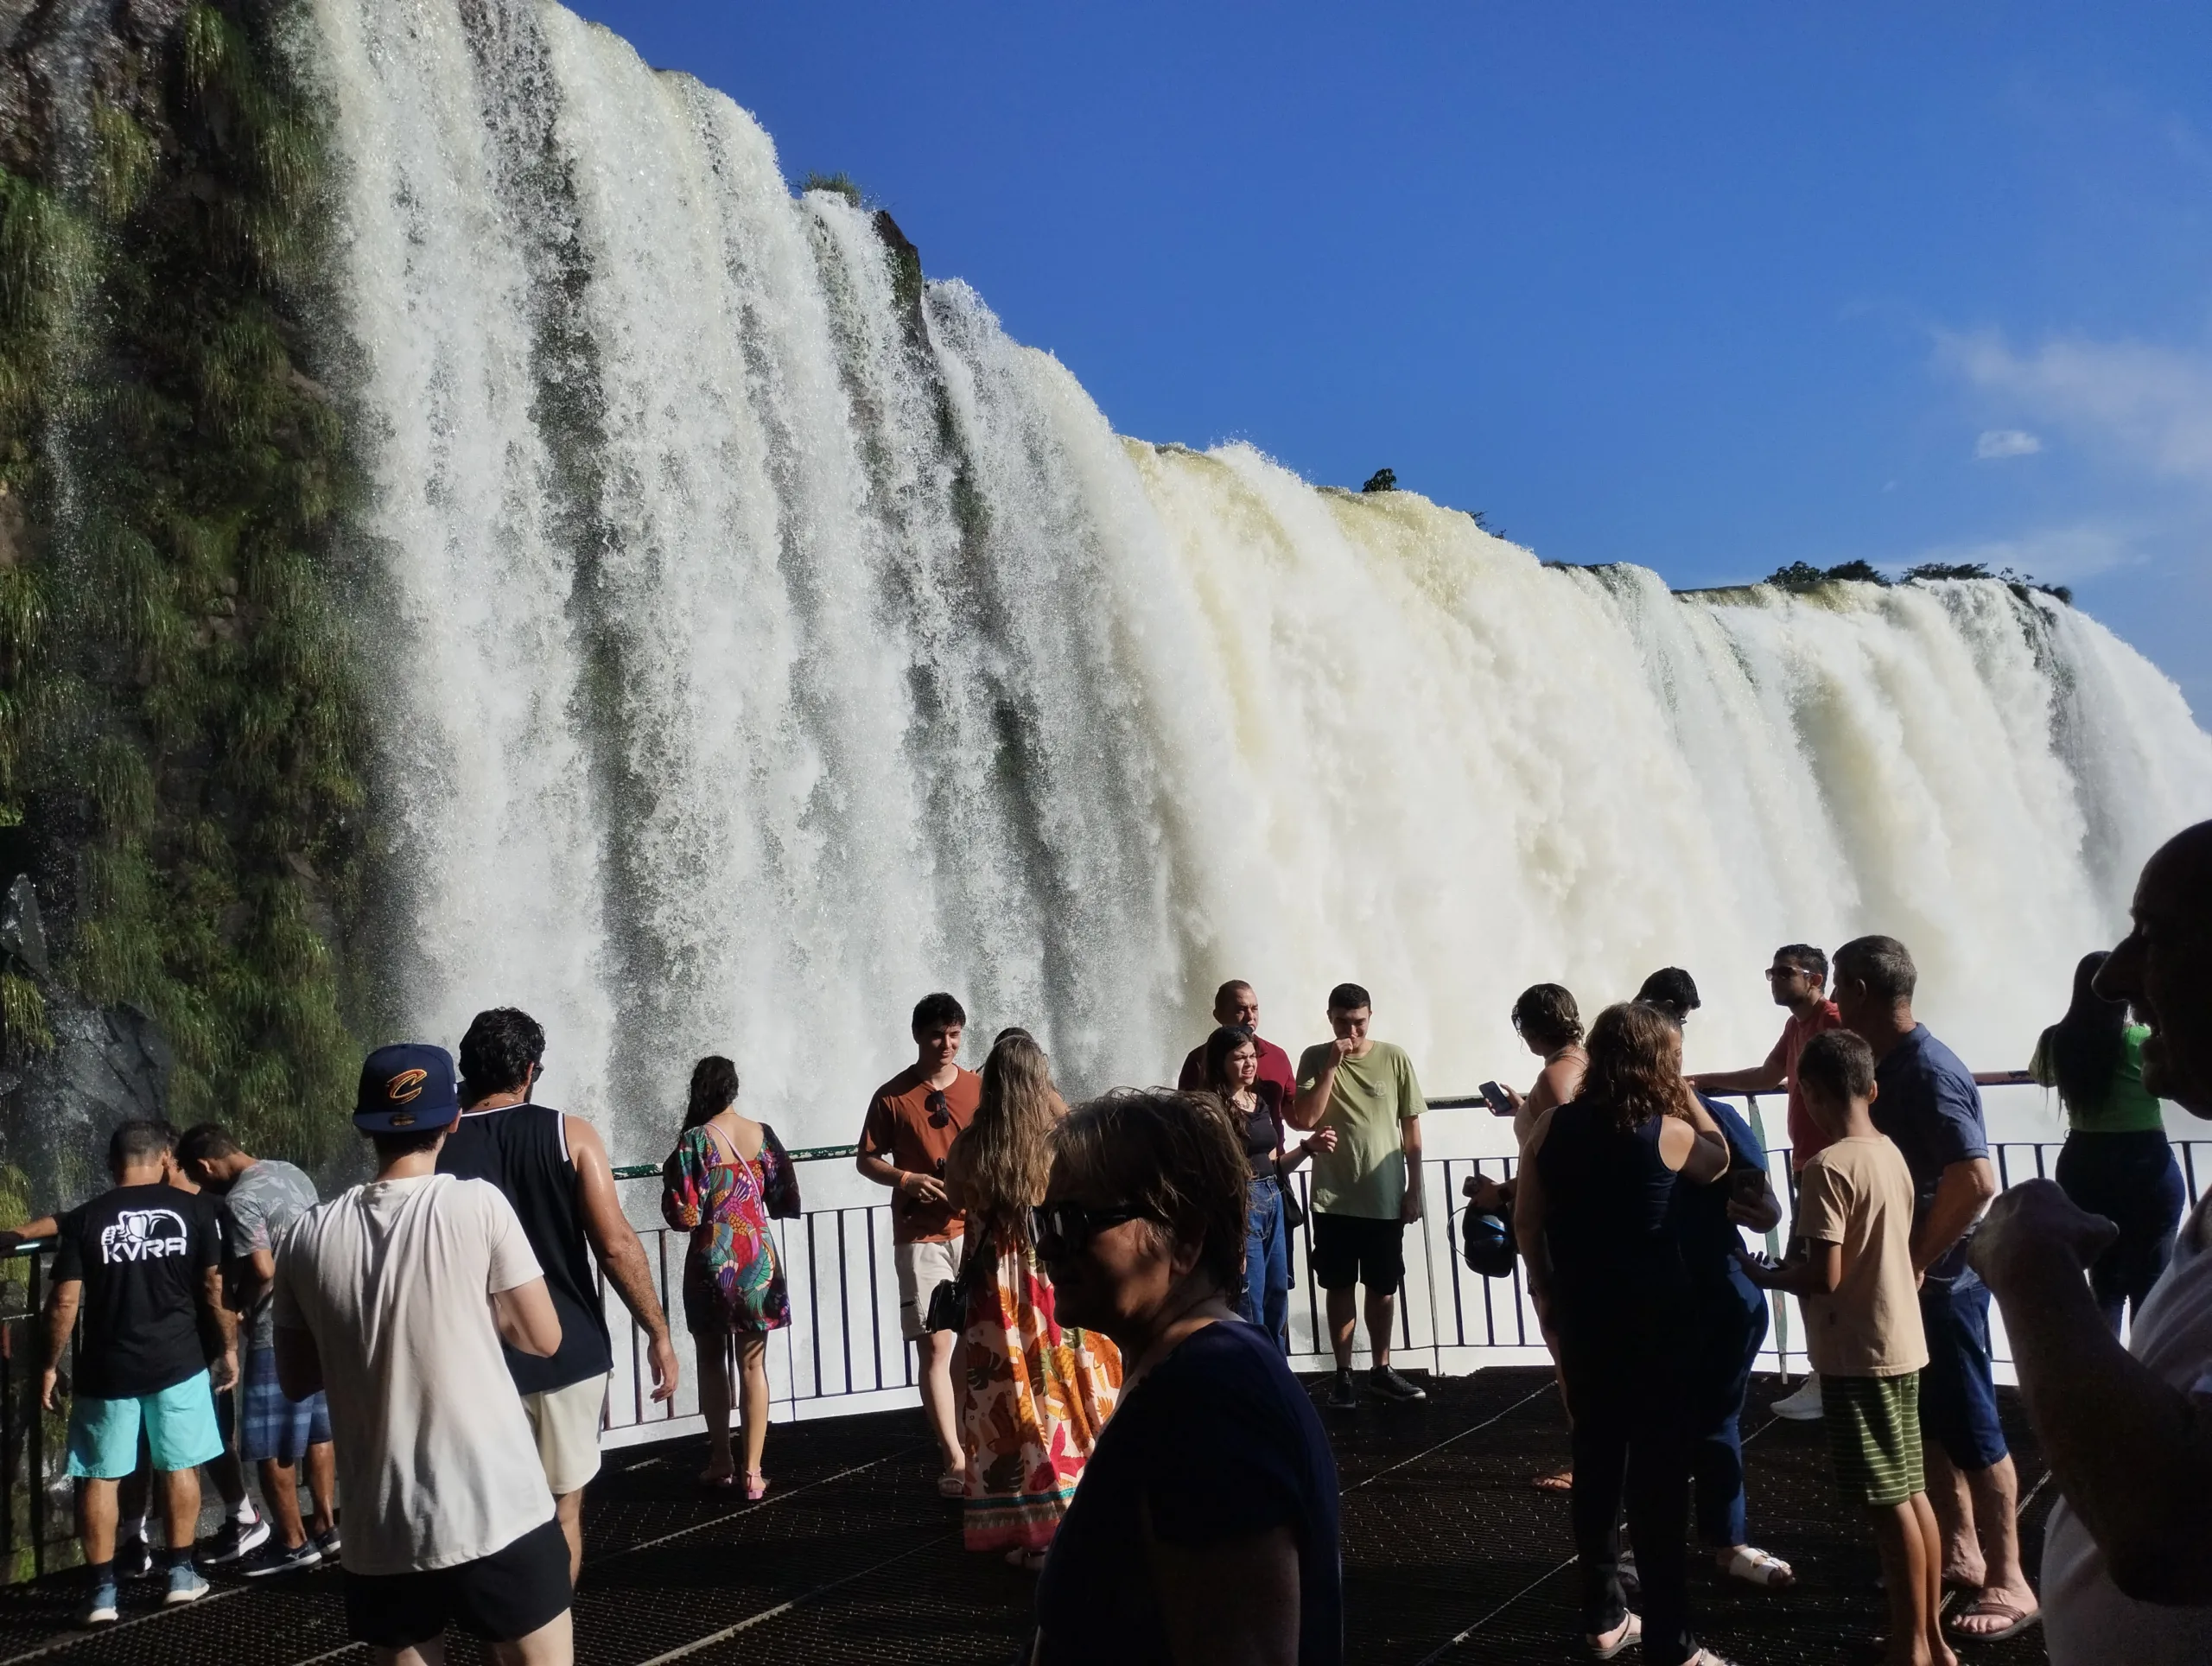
[[1741, 1031, 1942, 1666], [41, 1119, 238, 1624]]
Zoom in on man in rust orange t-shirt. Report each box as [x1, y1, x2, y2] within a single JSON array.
[[1691, 943, 1841, 1420], [856, 991, 980, 1494]]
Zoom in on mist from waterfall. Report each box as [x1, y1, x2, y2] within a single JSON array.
[[300, 0, 2212, 1157]]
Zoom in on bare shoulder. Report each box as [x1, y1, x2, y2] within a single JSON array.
[[723, 1112, 766, 1160], [563, 1112, 610, 1162], [1519, 1101, 1560, 1160], [1539, 1052, 1586, 1103]]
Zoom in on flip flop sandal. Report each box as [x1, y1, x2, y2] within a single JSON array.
[[1530, 1468, 1574, 1492], [697, 1472, 739, 1491], [1947, 1598, 2042, 1644], [743, 1472, 769, 1501], [1720, 1546, 1796, 1588], [1586, 1612, 1641, 1660]]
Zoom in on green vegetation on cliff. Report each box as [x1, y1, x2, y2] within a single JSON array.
[[0, 2, 364, 1168]]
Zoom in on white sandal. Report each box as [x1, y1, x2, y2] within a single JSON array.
[[1719, 1544, 1795, 1588]]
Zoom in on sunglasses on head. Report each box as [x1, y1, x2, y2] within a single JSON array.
[[1031, 1199, 1156, 1259]]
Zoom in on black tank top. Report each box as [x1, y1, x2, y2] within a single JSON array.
[[1535, 1097, 1684, 1302], [1233, 1090, 1282, 1169], [438, 1103, 614, 1393]]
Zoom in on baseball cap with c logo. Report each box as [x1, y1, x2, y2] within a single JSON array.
[[354, 1044, 461, 1133]]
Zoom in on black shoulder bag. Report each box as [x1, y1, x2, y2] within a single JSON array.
[[924, 1230, 989, 1334]]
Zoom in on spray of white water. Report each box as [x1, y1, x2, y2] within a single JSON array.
[[299, 0, 2212, 1156]]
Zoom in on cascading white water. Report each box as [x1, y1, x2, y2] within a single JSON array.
[[298, 0, 2212, 1157]]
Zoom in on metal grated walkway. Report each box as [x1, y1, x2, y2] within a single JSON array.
[[0, 1369, 2058, 1664]]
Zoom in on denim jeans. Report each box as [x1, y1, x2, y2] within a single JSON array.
[[1236, 1176, 1290, 1351], [1686, 1274, 1768, 1548]]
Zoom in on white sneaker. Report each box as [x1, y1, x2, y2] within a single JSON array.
[[1770, 1372, 1823, 1421]]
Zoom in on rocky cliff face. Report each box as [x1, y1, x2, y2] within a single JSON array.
[[0, 0, 367, 1205]]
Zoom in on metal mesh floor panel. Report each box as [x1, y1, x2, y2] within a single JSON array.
[[0, 1369, 2062, 1665]]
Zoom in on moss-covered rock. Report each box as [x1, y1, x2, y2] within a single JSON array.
[[0, 0, 365, 1188]]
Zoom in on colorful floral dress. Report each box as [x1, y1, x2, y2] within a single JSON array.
[[661, 1122, 796, 1336], [960, 1230, 1122, 1553]]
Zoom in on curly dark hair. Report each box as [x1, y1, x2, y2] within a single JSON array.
[[1049, 1090, 1249, 1298], [459, 1008, 544, 1097], [1582, 1002, 1684, 1132], [1511, 983, 1582, 1047]]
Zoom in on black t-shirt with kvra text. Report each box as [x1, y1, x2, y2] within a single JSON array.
[[53, 1183, 219, 1400]]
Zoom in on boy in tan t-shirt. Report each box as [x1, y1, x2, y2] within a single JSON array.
[[1741, 1030, 1942, 1666]]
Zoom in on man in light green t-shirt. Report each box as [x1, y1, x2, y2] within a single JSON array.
[[1289, 982, 1427, 1412]]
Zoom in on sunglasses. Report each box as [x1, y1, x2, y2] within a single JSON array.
[[1764, 967, 1805, 982], [925, 1089, 951, 1128], [1031, 1199, 1156, 1259]]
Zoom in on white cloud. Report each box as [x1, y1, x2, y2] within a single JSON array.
[[1974, 428, 2042, 460], [1939, 328, 2212, 484]]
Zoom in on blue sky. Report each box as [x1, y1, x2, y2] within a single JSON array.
[[574, 1, 2212, 708]]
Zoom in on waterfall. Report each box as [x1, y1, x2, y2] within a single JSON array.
[[299, 0, 2212, 1154]]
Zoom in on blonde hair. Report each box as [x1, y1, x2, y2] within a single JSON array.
[[956, 1033, 1060, 1245]]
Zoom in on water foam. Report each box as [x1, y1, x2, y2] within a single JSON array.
[[306, 0, 2212, 1154]]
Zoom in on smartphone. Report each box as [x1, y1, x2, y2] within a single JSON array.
[[1478, 1080, 1513, 1116], [1728, 1165, 1767, 1204]]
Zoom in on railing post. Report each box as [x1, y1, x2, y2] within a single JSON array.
[[2, 1254, 15, 1582], [29, 1251, 44, 1581]]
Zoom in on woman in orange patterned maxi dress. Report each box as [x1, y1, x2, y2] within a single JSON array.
[[944, 1031, 1121, 1571]]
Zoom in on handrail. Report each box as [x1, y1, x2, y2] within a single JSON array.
[[605, 1071, 2044, 1178], [0, 1075, 2051, 1205], [610, 1143, 855, 1180]]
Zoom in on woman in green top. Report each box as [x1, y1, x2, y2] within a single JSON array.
[[2029, 950, 2185, 1332]]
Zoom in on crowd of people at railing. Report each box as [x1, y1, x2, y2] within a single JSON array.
[[4, 817, 2209, 1666]]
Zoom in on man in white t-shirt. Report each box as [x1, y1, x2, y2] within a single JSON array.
[[1974, 820, 2212, 1665], [274, 1044, 571, 1666]]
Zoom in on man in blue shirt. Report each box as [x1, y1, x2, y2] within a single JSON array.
[[1834, 936, 2037, 1644]]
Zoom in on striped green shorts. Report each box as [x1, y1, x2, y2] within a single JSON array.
[[1821, 1371, 1925, 1509]]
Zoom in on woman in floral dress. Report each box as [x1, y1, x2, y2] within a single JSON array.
[[661, 1055, 800, 1497], [943, 1033, 1121, 1570]]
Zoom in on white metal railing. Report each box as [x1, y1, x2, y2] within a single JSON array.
[[594, 1080, 2212, 1445]]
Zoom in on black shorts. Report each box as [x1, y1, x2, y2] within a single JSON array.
[[344, 1518, 570, 1649], [1311, 1212, 1406, 1294]]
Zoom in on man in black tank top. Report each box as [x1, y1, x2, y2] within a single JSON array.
[[439, 1009, 678, 1581]]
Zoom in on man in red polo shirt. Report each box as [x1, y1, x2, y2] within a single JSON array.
[[1178, 980, 1297, 1111], [1691, 942, 1841, 1420], [857, 991, 980, 1496]]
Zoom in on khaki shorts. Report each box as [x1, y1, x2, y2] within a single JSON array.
[[521, 1374, 606, 1497], [895, 1238, 962, 1341]]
